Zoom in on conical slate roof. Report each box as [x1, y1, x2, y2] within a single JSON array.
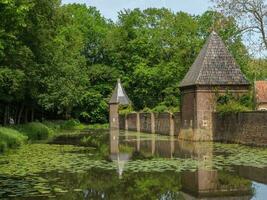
[[109, 79, 131, 105], [179, 32, 249, 88]]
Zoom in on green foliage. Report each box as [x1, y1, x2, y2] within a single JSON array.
[[0, 1, 261, 124], [60, 119, 80, 129], [142, 107, 152, 113], [218, 171, 252, 188], [216, 92, 253, 114], [0, 127, 27, 152], [152, 104, 169, 113], [119, 105, 134, 115], [80, 133, 109, 156], [78, 90, 108, 123], [0, 141, 7, 153], [19, 122, 53, 140], [246, 59, 267, 80], [217, 101, 250, 114], [0, 68, 26, 102]]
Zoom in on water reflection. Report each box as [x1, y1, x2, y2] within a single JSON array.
[[0, 130, 266, 199], [110, 130, 254, 199], [109, 128, 130, 178]]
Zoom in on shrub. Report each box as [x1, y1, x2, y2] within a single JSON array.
[[216, 101, 250, 115], [152, 104, 168, 113], [0, 141, 7, 153], [60, 119, 80, 129], [119, 105, 134, 115], [19, 122, 53, 140], [42, 120, 61, 131], [0, 128, 27, 152], [216, 92, 253, 115], [142, 107, 152, 113]]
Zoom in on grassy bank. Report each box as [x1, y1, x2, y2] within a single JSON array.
[[0, 128, 28, 153], [0, 120, 108, 153]]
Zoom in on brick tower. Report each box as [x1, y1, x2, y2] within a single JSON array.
[[109, 79, 131, 129], [179, 32, 250, 141]]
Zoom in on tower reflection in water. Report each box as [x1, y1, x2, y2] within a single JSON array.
[[109, 130, 253, 199]]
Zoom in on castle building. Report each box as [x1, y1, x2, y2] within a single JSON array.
[[179, 32, 250, 141]]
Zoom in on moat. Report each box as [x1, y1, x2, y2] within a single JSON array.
[[0, 129, 267, 199]]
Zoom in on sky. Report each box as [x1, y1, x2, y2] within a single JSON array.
[[61, 0, 212, 21]]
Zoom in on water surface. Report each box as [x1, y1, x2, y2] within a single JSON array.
[[0, 129, 267, 199]]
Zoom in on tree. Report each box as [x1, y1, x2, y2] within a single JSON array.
[[211, 0, 267, 55], [197, 11, 250, 77], [37, 4, 88, 118]]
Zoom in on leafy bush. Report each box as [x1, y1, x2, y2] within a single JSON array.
[[19, 122, 53, 140], [78, 90, 108, 123], [80, 133, 109, 157], [60, 119, 80, 129], [152, 104, 168, 113], [0, 128, 27, 152], [119, 105, 134, 115], [217, 101, 250, 115], [142, 107, 152, 113], [216, 92, 252, 115], [0, 141, 7, 153], [42, 120, 61, 131]]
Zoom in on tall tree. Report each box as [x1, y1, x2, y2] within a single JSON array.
[[211, 0, 267, 55]]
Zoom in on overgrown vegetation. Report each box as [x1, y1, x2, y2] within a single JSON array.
[[0, 128, 27, 153], [216, 91, 253, 114], [1, 0, 263, 124], [17, 122, 53, 141], [0, 118, 107, 153], [81, 133, 109, 156]]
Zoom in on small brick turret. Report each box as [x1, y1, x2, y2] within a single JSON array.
[[109, 79, 131, 129]]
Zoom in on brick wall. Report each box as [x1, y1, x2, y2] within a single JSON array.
[[154, 112, 173, 135], [119, 112, 181, 136], [173, 112, 181, 136], [127, 113, 138, 131], [119, 115, 126, 129], [140, 113, 152, 133], [213, 112, 267, 146], [119, 111, 267, 146]]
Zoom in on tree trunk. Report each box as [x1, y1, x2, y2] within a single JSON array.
[[17, 104, 24, 124], [14, 106, 18, 124], [3, 105, 8, 126], [24, 107, 28, 123], [31, 108, 34, 122]]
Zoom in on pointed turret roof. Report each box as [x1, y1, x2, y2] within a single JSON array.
[[179, 32, 249, 88], [109, 79, 131, 105]]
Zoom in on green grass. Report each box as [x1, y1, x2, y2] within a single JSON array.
[[0, 127, 28, 153], [43, 120, 108, 132], [0, 120, 108, 153], [18, 122, 54, 141], [78, 123, 109, 130]]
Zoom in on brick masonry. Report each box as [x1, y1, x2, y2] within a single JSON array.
[[120, 112, 180, 136], [140, 113, 153, 133], [154, 112, 174, 136], [119, 114, 126, 129], [173, 112, 181, 136], [213, 112, 267, 146], [109, 104, 119, 129], [127, 113, 138, 131], [119, 111, 267, 146], [179, 85, 249, 141]]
